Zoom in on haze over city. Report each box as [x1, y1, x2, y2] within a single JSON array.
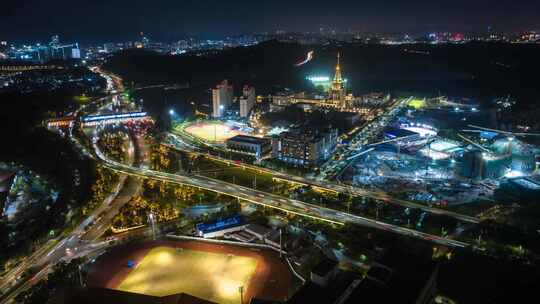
[[2, 0, 540, 42]]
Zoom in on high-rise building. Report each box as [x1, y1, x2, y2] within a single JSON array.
[[70, 46, 81, 59], [212, 80, 233, 118], [239, 85, 256, 117], [330, 52, 346, 108]]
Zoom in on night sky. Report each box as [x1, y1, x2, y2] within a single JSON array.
[[2, 0, 540, 43]]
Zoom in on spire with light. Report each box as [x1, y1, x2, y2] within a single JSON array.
[[333, 52, 343, 84], [332, 52, 344, 92]]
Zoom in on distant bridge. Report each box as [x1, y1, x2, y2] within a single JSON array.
[[46, 117, 75, 128], [46, 112, 152, 129], [0, 65, 64, 72], [81, 111, 152, 126]]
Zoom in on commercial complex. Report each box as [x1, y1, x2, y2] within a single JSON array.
[[212, 80, 233, 118]]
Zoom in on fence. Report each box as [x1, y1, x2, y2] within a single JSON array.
[[166, 234, 306, 283]]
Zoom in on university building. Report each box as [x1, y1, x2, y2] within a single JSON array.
[[272, 126, 338, 167]]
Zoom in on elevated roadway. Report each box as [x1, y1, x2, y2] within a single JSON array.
[[93, 139, 469, 248], [165, 134, 480, 224]]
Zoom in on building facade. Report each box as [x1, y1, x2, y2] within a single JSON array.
[[239, 85, 256, 117], [272, 126, 338, 167], [212, 80, 233, 118], [226, 135, 271, 158]]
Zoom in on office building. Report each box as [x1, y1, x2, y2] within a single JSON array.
[[239, 85, 256, 117], [212, 80, 233, 118]]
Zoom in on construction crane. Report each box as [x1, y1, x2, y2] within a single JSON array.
[[464, 124, 540, 157], [457, 133, 492, 153], [467, 124, 540, 137]]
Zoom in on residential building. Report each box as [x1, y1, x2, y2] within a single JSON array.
[[239, 85, 256, 117], [212, 80, 233, 118], [272, 126, 338, 167]]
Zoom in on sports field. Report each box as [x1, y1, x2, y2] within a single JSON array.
[[117, 246, 257, 303], [184, 122, 247, 143], [409, 98, 426, 109], [87, 240, 293, 304]]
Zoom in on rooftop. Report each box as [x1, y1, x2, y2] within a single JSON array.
[[245, 223, 273, 237], [226, 135, 270, 145], [195, 215, 246, 234], [383, 127, 419, 139]]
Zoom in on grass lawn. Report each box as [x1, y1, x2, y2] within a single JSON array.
[[117, 246, 258, 304]]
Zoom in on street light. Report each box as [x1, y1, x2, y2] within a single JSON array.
[[148, 212, 157, 240], [169, 109, 175, 115]]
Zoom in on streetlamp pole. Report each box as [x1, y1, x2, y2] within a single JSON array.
[[238, 286, 244, 304], [279, 229, 282, 258], [148, 212, 156, 240], [78, 264, 84, 287]]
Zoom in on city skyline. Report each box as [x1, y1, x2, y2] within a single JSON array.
[[2, 0, 540, 43]]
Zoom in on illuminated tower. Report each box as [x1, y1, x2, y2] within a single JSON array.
[[330, 52, 346, 108]]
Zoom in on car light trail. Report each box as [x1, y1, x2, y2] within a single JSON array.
[[294, 50, 314, 66]]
